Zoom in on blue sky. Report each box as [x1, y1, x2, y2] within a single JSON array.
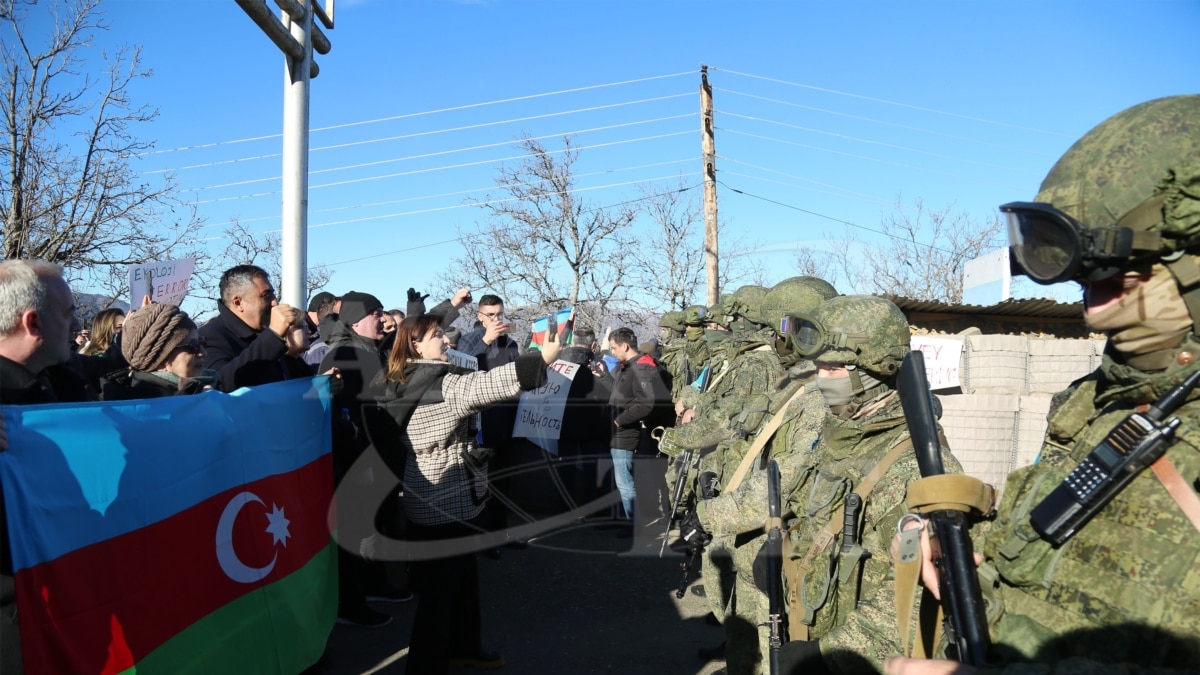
[[18, 0, 1200, 314]]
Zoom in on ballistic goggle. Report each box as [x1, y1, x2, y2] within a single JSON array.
[[780, 314, 864, 358], [1001, 201, 1168, 285]]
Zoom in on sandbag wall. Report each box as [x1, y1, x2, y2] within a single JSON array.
[[935, 335, 1106, 494]]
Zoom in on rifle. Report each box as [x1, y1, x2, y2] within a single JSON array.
[[763, 459, 787, 675], [897, 350, 991, 665], [661, 447, 699, 557]]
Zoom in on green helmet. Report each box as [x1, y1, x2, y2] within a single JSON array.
[[1006, 96, 1200, 286], [659, 311, 683, 331], [757, 276, 838, 330], [1036, 95, 1200, 233], [681, 305, 708, 327], [733, 284, 768, 306], [791, 295, 909, 377]]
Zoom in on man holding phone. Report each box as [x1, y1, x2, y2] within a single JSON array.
[[457, 294, 525, 554]]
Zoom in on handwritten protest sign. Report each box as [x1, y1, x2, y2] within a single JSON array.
[[909, 335, 963, 390], [512, 360, 579, 456], [128, 258, 196, 307]]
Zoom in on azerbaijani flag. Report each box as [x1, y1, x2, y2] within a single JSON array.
[[528, 307, 574, 350], [0, 377, 337, 674]]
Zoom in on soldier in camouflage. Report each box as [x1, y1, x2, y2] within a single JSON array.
[[666, 278, 837, 674], [745, 294, 961, 674], [887, 96, 1200, 675], [662, 305, 712, 399]]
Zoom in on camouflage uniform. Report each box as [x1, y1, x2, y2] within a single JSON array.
[[662, 305, 711, 399], [958, 96, 1200, 674]]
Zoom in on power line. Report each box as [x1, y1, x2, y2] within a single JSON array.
[[138, 70, 698, 157], [322, 182, 701, 267], [709, 66, 1068, 136], [199, 158, 698, 230], [716, 158, 891, 205], [715, 179, 955, 255], [190, 130, 695, 203], [717, 110, 1021, 171], [141, 92, 694, 176], [714, 87, 1055, 157], [184, 115, 693, 193]]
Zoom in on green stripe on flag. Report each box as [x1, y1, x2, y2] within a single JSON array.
[[130, 542, 337, 674]]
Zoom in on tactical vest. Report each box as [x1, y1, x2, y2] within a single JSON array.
[[782, 397, 918, 642], [980, 377, 1200, 666]]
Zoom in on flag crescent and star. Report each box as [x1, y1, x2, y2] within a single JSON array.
[[215, 491, 292, 584]]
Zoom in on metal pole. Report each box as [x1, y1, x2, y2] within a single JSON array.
[[700, 65, 719, 307], [280, 0, 312, 308]]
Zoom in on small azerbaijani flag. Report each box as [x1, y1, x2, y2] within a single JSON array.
[[0, 377, 337, 674], [528, 307, 574, 350]]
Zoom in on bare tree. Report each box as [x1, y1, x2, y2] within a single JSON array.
[[1, 0, 202, 283], [794, 197, 1002, 303], [626, 176, 760, 311], [442, 135, 637, 331]]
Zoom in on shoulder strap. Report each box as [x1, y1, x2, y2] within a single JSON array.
[[784, 435, 914, 640], [723, 383, 810, 493]]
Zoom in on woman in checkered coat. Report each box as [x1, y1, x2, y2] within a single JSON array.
[[374, 313, 561, 673]]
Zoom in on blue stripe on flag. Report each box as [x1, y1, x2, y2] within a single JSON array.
[[0, 377, 332, 571]]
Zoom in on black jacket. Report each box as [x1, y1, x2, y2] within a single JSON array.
[[198, 301, 311, 393], [608, 352, 671, 450], [318, 321, 386, 477], [458, 328, 522, 446]]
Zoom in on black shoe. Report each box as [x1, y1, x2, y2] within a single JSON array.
[[697, 640, 726, 661], [449, 649, 505, 669], [336, 605, 393, 628], [482, 547, 502, 560], [704, 612, 722, 627], [365, 586, 414, 603]]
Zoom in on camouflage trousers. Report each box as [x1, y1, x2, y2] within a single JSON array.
[[703, 532, 776, 675]]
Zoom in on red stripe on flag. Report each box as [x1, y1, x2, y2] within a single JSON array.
[[15, 455, 334, 675]]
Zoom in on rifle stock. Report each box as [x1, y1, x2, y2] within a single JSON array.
[[897, 350, 991, 665]]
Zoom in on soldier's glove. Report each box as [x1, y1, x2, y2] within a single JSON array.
[[698, 471, 720, 499], [777, 639, 829, 675], [679, 510, 711, 551]]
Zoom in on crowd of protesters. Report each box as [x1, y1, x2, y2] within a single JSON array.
[[0, 258, 675, 675]]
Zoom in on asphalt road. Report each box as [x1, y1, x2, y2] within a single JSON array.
[[311, 456, 730, 675]]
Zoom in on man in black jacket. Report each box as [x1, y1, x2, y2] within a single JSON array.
[[0, 260, 92, 675], [199, 265, 312, 392], [607, 327, 672, 521]]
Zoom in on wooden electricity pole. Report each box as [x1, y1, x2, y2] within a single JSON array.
[[700, 65, 719, 307]]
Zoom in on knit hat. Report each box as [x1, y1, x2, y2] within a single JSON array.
[[307, 291, 335, 313], [339, 291, 383, 327], [121, 304, 197, 372]]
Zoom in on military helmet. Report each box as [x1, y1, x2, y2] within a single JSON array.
[[733, 285, 768, 306], [1005, 95, 1200, 285], [659, 310, 684, 331], [681, 304, 708, 327], [789, 295, 909, 377], [757, 276, 838, 330]]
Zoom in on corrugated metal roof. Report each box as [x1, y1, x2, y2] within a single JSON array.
[[885, 295, 1084, 319]]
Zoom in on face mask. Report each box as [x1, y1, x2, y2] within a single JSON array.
[[1085, 265, 1193, 356], [816, 372, 856, 407]]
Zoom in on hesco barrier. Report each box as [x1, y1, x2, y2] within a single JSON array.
[[938, 336, 1106, 495]]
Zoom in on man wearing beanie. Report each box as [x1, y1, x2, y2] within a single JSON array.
[[319, 290, 414, 625], [199, 265, 312, 392], [101, 303, 217, 400]]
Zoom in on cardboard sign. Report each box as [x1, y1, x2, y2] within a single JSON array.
[[909, 335, 963, 390], [512, 360, 580, 456], [128, 258, 196, 307]]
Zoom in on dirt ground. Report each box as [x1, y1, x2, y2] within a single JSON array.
[[310, 456, 732, 675]]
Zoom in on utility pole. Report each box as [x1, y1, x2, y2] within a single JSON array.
[[700, 65, 719, 307], [235, 0, 334, 309]]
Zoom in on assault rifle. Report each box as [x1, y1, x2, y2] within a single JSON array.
[[897, 350, 991, 665], [763, 459, 787, 675]]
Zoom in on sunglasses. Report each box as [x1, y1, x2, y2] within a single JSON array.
[[177, 337, 207, 355]]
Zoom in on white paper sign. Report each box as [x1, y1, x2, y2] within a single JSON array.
[[446, 349, 478, 371], [128, 258, 196, 308], [909, 336, 964, 390], [512, 360, 580, 456]]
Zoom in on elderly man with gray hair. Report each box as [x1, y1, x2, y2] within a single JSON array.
[[0, 259, 90, 675]]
